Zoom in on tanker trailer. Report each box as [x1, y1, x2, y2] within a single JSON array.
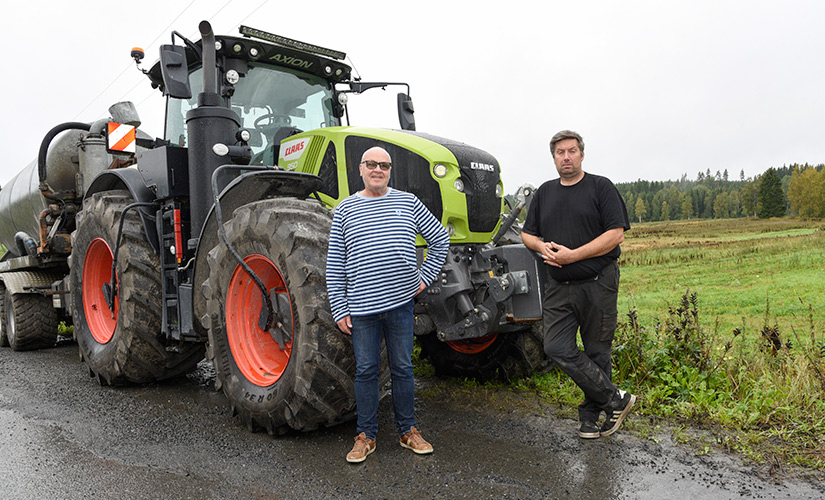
[[0, 103, 148, 351]]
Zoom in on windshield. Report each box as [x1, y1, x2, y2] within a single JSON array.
[[165, 63, 339, 162]]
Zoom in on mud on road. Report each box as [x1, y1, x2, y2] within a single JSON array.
[[0, 340, 822, 500]]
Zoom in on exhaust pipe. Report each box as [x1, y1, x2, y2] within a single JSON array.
[[186, 20, 240, 243]]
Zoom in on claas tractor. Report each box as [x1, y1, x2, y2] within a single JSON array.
[[0, 21, 546, 434]]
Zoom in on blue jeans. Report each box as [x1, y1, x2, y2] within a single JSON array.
[[350, 299, 416, 441]]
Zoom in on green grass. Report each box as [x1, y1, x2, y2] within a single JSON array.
[[420, 217, 825, 473], [617, 219, 825, 470], [618, 218, 825, 339]]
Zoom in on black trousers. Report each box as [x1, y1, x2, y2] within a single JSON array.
[[541, 261, 620, 422]]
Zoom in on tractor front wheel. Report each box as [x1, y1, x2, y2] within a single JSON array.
[[202, 198, 358, 434], [419, 323, 546, 381]]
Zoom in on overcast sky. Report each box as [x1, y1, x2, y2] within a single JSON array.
[[2, 1, 823, 193]]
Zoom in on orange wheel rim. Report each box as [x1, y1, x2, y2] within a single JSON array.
[[226, 255, 293, 386], [446, 333, 498, 354], [82, 238, 118, 344]]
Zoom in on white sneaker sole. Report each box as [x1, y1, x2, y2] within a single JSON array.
[[400, 442, 434, 454], [346, 444, 375, 463], [600, 393, 637, 436]]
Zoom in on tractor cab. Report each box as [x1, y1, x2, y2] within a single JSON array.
[[165, 63, 341, 166], [146, 27, 351, 165], [145, 26, 415, 167]]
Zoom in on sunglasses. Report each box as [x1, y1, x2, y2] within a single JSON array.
[[360, 160, 392, 171]]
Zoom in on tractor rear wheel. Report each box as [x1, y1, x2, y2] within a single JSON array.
[[202, 198, 358, 434], [69, 191, 203, 385], [3, 287, 58, 351], [419, 323, 546, 381]]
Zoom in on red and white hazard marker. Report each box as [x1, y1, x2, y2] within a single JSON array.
[[107, 122, 136, 153]]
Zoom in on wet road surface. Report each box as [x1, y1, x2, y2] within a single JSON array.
[[0, 340, 822, 499]]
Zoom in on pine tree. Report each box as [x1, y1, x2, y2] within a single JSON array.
[[757, 168, 785, 218]]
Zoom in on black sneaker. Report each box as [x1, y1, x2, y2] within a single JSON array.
[[579, 421, 600, 439], [600, 389, 636, 436]]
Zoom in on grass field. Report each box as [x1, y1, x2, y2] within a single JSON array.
[[599, 218, 825, 469], [427, 217, 825, 472], [618, 218, 825, 345]]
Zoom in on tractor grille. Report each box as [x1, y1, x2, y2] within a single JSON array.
[[400, 132, 501, 233], [343, 136, 442, 220], [302, 135, 325, 170]]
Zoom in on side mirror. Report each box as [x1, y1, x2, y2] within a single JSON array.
[[159, 45, 192, 99], [397, 93, 415, 131]]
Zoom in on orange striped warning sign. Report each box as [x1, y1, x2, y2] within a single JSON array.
[[107, 122, 136, 153]]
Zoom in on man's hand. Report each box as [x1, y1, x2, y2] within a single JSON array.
[[336, 315, 353, 335], [414, 279, 427, 296], [544, 241, 576, 267], [523, 228, 624, 269]]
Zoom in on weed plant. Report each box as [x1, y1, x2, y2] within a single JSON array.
[[609, 219, 824, 470]]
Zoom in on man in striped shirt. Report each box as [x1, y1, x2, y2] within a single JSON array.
[[326, 146, 449, 463]]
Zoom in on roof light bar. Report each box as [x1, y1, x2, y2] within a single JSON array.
[[239, 26, 346, 61]]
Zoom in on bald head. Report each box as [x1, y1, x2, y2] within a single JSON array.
[[361, 146, 391, 164], [359, 146, 393, 197]]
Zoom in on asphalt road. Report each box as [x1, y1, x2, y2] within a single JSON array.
[[0, 338, 822, 500]]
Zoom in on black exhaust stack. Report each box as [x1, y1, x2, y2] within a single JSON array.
[[185, 21, 240, 242]]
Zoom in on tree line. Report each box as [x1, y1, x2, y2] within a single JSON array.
[[615, 163, 825, 222]]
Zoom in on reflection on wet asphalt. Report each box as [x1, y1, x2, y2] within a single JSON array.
[[0, 342, 821, 499]]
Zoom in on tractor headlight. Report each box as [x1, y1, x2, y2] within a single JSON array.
[[495, 184, 503, 197], [226, 69, 240, 85], [446, 223, 455, 236], [454, 178, 465, 192], [433, 163, 448, 178]]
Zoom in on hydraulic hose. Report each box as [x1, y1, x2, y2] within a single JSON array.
[[210, 165, 280, 332], [38, 122, 91, 183]]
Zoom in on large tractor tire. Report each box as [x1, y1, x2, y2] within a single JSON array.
[[202, 198, 362, 434], [419, 322, 546, 381], [69, 191, 204, 386], [2, 287, 58, 351]]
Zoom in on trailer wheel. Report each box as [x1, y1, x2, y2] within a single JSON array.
[[419, 323, 546, 381], [203, 198, 363, 434], [69, 191, 204, 385], [3, 288, 58, 351], [0, 284, 7, 348]]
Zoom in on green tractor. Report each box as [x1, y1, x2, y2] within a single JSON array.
[[0, 21, 546, 435]]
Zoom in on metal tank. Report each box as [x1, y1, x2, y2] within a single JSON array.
[[0, 102, 143, 258]]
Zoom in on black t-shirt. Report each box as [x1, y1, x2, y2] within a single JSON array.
[[522, 172, 630, 282]]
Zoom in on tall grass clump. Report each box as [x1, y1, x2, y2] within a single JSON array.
[[612, 289, 825, 469]]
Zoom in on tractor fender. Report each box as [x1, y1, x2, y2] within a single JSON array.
[[191, 169, 324, 333], [83, 168, 159, 254]]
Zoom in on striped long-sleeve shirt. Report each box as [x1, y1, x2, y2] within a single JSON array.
[[326, 188, 449, 322]]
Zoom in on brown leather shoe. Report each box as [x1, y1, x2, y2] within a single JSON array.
[[399, 426, 433, 454], [346, 433, 376, 463]]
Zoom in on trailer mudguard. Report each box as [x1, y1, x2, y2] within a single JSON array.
[[0, 270, 66, 294], [84, 168, 160, 254]]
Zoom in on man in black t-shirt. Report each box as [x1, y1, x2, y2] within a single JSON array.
[[521, 130, 637, 439]]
